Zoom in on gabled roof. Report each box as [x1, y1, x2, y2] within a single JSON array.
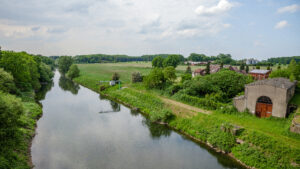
[[246, 78, 296, 89], [249, 69, 271, 74]]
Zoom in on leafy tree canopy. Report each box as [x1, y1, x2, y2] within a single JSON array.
[[67, 64, 80, 79], [58, 56, 73, 74]]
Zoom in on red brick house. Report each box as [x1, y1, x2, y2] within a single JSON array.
[[249, 69, 271, 80]]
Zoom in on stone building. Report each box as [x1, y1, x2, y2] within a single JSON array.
[[233, 78, 297, 118]]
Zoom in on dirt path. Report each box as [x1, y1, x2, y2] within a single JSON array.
[[126, 86, 212, 117], [159, 96, 212, 117]]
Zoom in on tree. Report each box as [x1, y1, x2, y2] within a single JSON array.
[[220, 62, 224, 69], [58, 56, 73, 74], [152, 56, 164, 68], [288, 59, 298, 76], [143, 68, 166, 89], [206, 62, 210, 75], [163, 66, 177, 82], [0, 68, 18, 94], [246, 65, 249, 73], [186, 66, 192, 74], [163, 55, 180, 68], [240, 64, 245, 70], [256, 66, 260, 69], [181, 73, 192, 83], [277, 64, 281, 70], [67, 64, 80, 79], [132, 72, 143, 83], [0, 51, 40, 91], [112, 72, 120, 81], [267, 65, 270, 70]]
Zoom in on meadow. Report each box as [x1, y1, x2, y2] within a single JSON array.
[[74, 62, 300, 169]]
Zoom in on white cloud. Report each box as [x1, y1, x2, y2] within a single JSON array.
[[195, 0, 234, 16], [277, 4, 300, 14], [274, 20, 288, 29]]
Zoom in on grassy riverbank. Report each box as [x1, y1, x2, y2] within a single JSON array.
[[74, 63, 300, 169], [0, 93, 42, 169]]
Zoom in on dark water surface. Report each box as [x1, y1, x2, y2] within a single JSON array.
[[31, 71, 245, 169]]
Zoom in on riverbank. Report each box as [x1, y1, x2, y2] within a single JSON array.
[[74, 63, 300, 169], [0, 95, 42, 169]]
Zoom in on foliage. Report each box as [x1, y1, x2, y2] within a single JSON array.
[[205, 62, 210, 74], [38, 62, 54, 83], [0, 68, 18, 94], [185, 65, 192, 74], [166, 84, 182, 95], [180, 73, 192, 83], [67, 64, 80, 79], [0, 92, 23, 147], [182, 70, 253, 102], [143, 68, 166, 89], [131, 72, 143, 83], [0, 51, 41, 91], [58, 56, 73, 74], [268, 56, 300, 65], [163, 66, 176, 82], [240, 64, 245, 70], [112, 72, 120, 81], [207, 129, 236, 152], [246, 65, 249, 73], [163, 55, 181, 68], [150, 109, 174, 123], [152, 56, 164, 68], [269, 69, 290, 78], [256, 65, 260, 69]]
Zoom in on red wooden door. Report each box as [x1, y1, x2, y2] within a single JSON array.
[[256, 103, 272, 118]]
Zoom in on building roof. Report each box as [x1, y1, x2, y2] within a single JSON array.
[[249, 69, 271, 74], [194, 68, 204, 73], [246, 78, 296, 89]]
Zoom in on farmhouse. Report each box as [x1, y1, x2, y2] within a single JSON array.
[[249, 69, 271, 80], [233, 78, 297, 118]]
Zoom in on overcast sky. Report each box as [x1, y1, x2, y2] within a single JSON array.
[[0, 0, 299, 60]]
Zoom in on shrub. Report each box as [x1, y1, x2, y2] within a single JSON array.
[[67, 64, 80, 79], [58, 56, 73, 74], [166, 84, 182, 95], [152, 56, 164, 68], [150, 109, 174, 123], [112, 72, 120, 81], [180, 73, 192, 83], [131, 72, 143, 83]]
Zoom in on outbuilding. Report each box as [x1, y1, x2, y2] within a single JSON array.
[[233, 78, 297, 118], [249, 69, 271, 80]]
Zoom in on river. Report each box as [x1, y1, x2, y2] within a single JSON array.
[[31, 71, 245, 169]]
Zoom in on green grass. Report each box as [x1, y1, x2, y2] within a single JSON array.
[[74, 62, 300, 169]]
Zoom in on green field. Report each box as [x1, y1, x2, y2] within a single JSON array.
[[74, 62, 300, 169]]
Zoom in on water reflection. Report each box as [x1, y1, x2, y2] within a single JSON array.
[[58, 75, 80, 94], [142, 118, 172, 139], [35, 81, 54, 101], [99, 100, 121, 113]]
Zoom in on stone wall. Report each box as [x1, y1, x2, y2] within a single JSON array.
[[233, 95, 246, 112]]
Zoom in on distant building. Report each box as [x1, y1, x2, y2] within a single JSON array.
[[246, 58, 259, 65], [233, 78, 297, 118], [249, 69, 271, 80], [192, 65, 245, 77], [185, 61, 208, 66]]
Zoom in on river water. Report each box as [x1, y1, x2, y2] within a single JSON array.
[[31, 71, 244, 169]]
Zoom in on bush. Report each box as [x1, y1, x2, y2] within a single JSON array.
[[112, 72, 120, 81], [150, 109, 174, 123], [58, 56, 73, 74], [181, 73, 192, 83], [132, 72, 143, 83], [166, 84, 182, 95], [67, 64, 80, 79], [0, 92, 24, 147]]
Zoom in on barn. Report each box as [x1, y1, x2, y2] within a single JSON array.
[[233, 78, 297, 118]]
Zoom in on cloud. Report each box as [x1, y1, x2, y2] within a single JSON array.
[[274, 20, 288, 29], [195, 0, 234, 16], [277, 4, 300, 14]]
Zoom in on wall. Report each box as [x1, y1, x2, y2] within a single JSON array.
[[245, 85, 288, 118], [233, 95, 246, 112]]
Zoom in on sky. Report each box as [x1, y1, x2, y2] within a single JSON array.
[[0, 0, 299, 60]]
